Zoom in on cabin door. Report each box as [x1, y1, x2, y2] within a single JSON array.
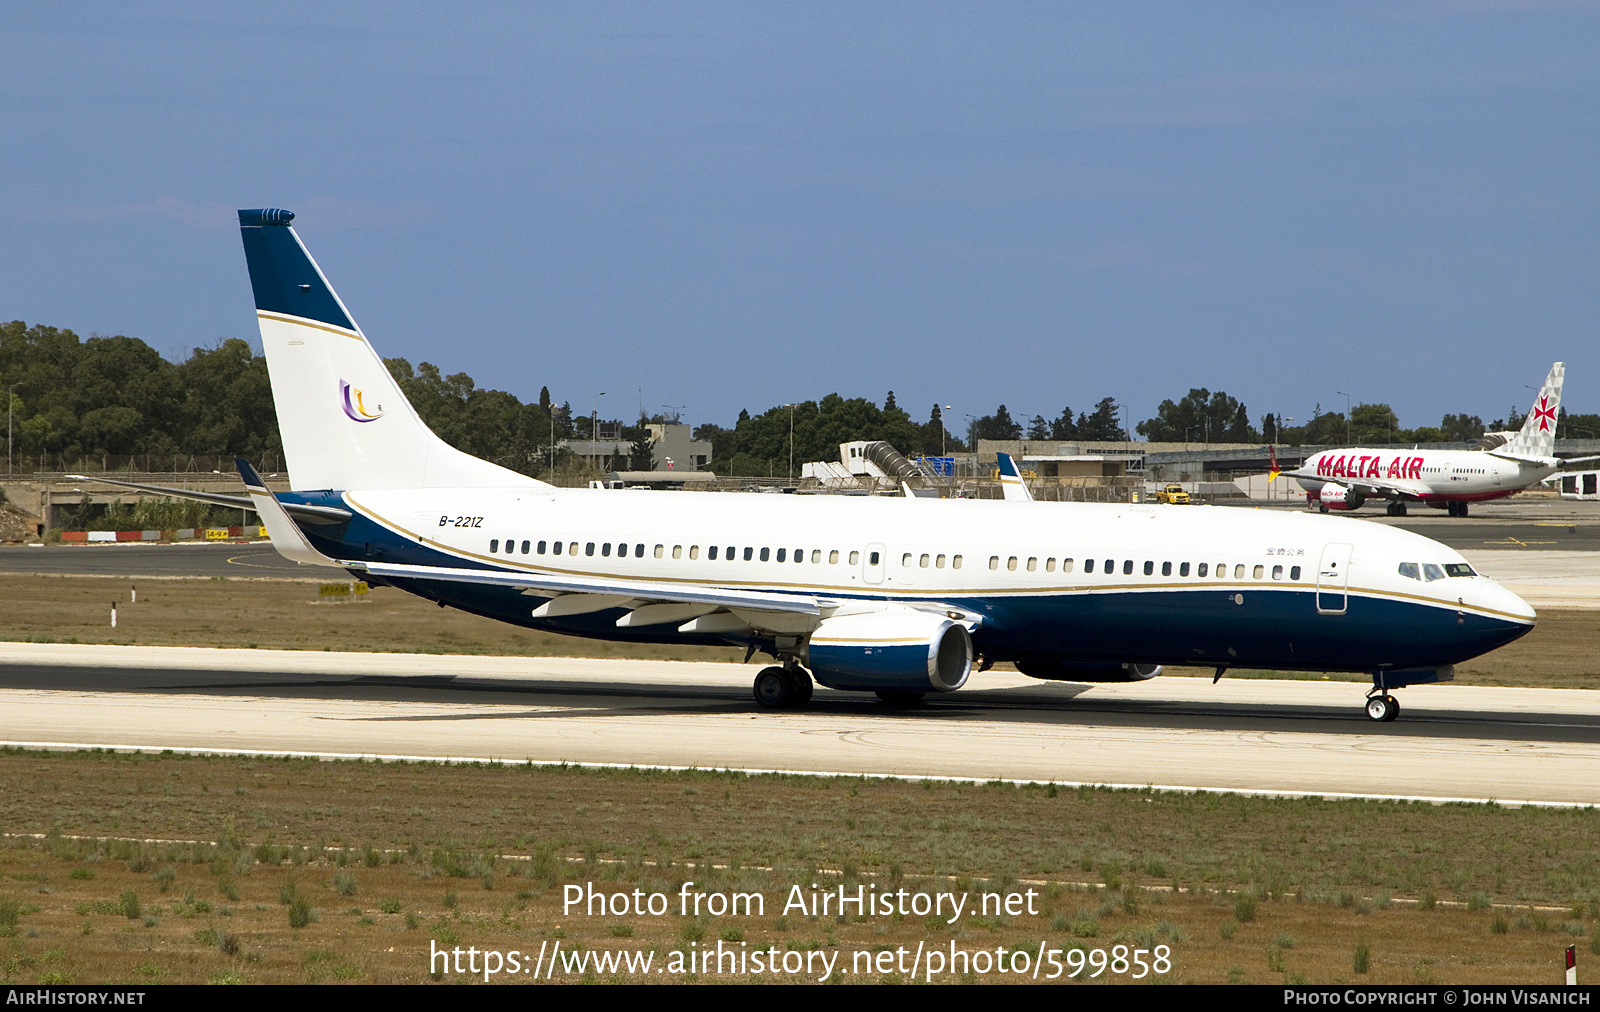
[[1316, 542, 1352, 615], [863, 542, 885, 585]]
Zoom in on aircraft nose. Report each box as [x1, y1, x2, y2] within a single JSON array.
[[1471, 578, 1536, 625]]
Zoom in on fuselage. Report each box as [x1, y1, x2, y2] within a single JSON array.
[[1296, 447, 1556, 505], [286, 486, 1535, 676]]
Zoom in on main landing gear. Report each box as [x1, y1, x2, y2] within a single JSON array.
[[753, 664, 813, 710], [1364, 691, 1400, 722], [1447, 501, 1470, 518], [1385, 501, 1408, 517]]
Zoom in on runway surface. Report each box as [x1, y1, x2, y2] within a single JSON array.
[[3, 643, 1598, 806]]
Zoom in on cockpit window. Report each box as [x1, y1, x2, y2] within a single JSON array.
[[1422, 563, 1446, 582], [1397, 562, 1420, 581], [1445, 563, 1476, 578]]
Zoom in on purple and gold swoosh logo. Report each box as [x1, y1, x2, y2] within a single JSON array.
[[340, 380, 382, 423]]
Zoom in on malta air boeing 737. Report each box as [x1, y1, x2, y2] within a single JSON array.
[[90, 209, 1537, 722], [1276, 363, 1600, 517]]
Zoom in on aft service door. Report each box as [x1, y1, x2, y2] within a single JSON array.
[[1317, 542, 1352, 615]]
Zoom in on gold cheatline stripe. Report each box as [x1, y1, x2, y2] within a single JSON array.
[[345, 498, 1531, 623], [256, 310, 363, 341]]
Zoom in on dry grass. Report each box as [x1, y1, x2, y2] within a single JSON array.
[[0, 750, 1594, 984], [0, 575, 743, 663]]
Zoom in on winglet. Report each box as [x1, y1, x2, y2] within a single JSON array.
[[996, 452, 1034, 502], [235, 457, 345, 568], [1268, 444, 1280, 483]]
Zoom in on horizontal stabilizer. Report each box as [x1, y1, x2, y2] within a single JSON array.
[[64, 474, 351, 523]]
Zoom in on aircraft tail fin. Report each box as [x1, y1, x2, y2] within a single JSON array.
[[237, 208, 543, 492], [1268, 444, 1280, 482], [995, 452, 1034, 502], [1502, 362, 1563, 459]]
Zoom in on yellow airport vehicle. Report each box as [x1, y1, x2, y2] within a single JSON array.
[[1156, 483, 1190, 505]]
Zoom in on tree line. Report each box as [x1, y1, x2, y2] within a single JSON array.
[[1136, 387, 1597, 447], [4, 321, 1595, 482]]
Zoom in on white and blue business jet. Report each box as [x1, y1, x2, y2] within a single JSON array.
[[100, 209, 1537, 722]]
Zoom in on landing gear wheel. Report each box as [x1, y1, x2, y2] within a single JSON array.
[[753, 666, 793, 709], [786, 667, 813, 707], [1381, 694, 1399, 721], [1319, 503, 1329, 514], [1365, 694, 1398, 722], [1386, 501, 1408, 517], [875, 690, 926, 705]]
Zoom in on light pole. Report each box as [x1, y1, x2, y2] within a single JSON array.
[[782, 404, 798, 481], [591, 392, 606, 470], [965, 414, 980, 481], [941, 405, 952, 457], [1337, 390, 1351, 444], [548, 404, 560, 476], [6, 383, 18, 475]]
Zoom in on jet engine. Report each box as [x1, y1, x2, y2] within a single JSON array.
[[805, 609, 972, 693], [1317, 483, 1365, 511], [1016, 660, 1162, 682]]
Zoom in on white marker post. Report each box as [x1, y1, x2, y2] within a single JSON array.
[[110, 603, 116, 629], [1567, 945, 1577, 985]]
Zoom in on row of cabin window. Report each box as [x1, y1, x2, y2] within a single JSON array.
[[898, 553, 966, 569], [982, 555, 1303, 582], [488, 539, 865, 565]]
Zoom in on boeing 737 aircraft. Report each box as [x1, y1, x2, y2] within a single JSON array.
[[92, 209, 1538, 722], [1277, 364, 1600, 516]]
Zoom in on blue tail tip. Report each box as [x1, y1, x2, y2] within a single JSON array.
[[238, 208, 295, 227]]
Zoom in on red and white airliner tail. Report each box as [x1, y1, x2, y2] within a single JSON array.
[[1501, 362, 1563, 460]]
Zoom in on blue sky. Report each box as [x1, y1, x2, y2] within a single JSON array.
[[3, 3, 1598, 433]]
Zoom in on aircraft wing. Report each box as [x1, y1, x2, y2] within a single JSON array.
[[352, 560, 823, 616], [1277, 469, 1432, 500], [1481, 451, 1600, 471]]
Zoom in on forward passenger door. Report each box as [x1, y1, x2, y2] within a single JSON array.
[[1316, 542, 1352, 615]]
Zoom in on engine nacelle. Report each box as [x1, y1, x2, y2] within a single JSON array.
[[806, 610, 972, 693], [1016, 660, 1162, 682], [1317, 483, 1365, 511]]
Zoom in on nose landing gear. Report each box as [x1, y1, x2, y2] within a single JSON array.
[[1364, 692, 1400, 722]]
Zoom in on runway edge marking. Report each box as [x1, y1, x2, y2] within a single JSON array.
[[0, 738, 1589, 809]]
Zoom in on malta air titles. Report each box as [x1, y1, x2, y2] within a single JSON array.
[[1313, 454, 1423, 481]]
